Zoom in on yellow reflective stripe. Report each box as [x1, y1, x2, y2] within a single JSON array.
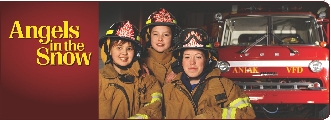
[[136, 36, 140, 41], [128, 114, 148, 119], [148, 97, 161, 105], [222, 107, 237, 119], [230, 108, 236, 119], [146, 19, 151, 24], [222, 108, 227, 119], [152, 92, 162, 97], [232, 100, 248, 108], [229, 97, 250, 108], [106, 30, 113, 35], [221, 97, 251, 119], [144, 92, 163, 107], [173, 20, 177, 24], [206, 43, 211, 48], [238, 102, 252, 109]]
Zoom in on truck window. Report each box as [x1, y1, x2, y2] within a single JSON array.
[[222, 16, 320, 46]]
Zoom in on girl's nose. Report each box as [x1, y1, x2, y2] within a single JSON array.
[[189, 58, 196, 65], [120, 49, 128, 55], [158, 36, 163, 41]]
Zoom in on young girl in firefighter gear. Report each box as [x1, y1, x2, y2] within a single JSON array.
[[163, 28, 256, 119], [98, 20, 163, 119], [140, 8, 181, 86]]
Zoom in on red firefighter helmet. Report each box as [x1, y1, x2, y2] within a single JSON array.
[[140, 8, 181, 48], [172, 28, 219, 73], [99, 20, 142, 64], [173, 28, 218, 60]]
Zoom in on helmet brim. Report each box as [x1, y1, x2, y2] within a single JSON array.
[[173, 46, 219, 59], [173, 47, 208, 57], [99, 35, 141, 48]]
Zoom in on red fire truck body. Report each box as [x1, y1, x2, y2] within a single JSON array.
[[213, 7, 329, 118], [219, 45, 329, 104]]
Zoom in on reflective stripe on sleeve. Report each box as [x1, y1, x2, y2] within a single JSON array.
[[230, 107, 236, 119], [229, 97, 252, 108], [222, 107, 237, 119], [221, 97, 252, 119], [144, 92, 163, 107], [128, 114, 148, 119]]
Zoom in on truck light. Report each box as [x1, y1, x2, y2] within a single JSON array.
[[216, 61, 230, 72], [307, 101, 314, 103], [308, 82, 321, 89], [319, 41, 327, 47], [214, 41, 220, 47], [308, 60, 323, 72], [313, 82, 321, 88]]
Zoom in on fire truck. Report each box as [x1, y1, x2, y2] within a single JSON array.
[[213, 5, 329, 118]]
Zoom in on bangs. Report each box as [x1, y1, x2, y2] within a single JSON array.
[[111, 39, 135, 49]]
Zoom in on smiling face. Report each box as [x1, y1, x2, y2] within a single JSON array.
[[182, 49, 206, 78], [150, 26, 172, 52], [110, 40, 135, 67]]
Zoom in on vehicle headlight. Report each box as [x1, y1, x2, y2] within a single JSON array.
[[309, 60, 323, 72], [216, 61, 230, 72]]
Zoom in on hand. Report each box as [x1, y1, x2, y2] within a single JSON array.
[[165, 71, 177, 83], [141, 63, 150, 77]]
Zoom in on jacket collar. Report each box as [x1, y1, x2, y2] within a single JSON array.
[[101, 60, 141, 79], [147, 47, 174, 65]]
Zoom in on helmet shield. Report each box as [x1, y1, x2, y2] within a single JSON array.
[[140, 8, 181, 48], [99, 20, 140, 48], [173, 28, 218, 60], [179, 28, 211, 47]]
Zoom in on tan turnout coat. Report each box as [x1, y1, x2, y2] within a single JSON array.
[[163, 68, 256, 119], [99, 61, 163, 119], [144, 48, 176, 86]]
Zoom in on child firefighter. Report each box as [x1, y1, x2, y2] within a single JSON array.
[[99, 20, 162, 119]]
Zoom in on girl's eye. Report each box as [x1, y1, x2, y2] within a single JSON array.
[[127, 47, 133, 51], [164, 34, 169, 36], [117, 46, 122, 50], [184, 56, 190, 59], [152, 33, 158, 36], [196, 56, 202, 59]]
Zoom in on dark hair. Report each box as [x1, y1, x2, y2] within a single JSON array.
[[110, 39, 135, 50]]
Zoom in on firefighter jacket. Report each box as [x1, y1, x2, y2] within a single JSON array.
[[99, 61, 163, 119], [163, 68, 256, 119], [144, 47, 177, 86]]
